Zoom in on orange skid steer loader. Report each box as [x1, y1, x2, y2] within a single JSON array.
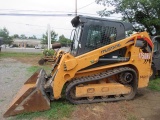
[[4, 15, 153, 117]]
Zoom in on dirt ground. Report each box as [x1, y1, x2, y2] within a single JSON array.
[[69, 88, 160, 120], [0, 57, 160, 120]]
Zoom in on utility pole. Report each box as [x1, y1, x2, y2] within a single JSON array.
[[0, 37, 2, 52], [75, 0, 77, 16], [47, 24, 51, 50]]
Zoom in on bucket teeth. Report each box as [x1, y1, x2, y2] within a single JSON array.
[[3, 69, 50, 117]]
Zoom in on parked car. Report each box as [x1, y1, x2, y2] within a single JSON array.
[[35, 45, 41, 49], [9, 45, 13, 48]]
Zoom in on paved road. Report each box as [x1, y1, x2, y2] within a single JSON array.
[[1, 47, 43, 53], [1, 47, 70, 53]]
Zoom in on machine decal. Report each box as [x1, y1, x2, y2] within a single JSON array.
[[140, 75, 149, 79], [139, 53, 151, 59], [101, 43, 121, 54], [139, 53, 152, 63]]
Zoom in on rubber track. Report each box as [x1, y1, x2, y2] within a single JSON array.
[[65, 67, 137, 104]]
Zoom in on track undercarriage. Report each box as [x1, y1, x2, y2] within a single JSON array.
[[66, 67, 137, 104]]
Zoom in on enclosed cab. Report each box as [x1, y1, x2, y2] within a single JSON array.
[[70, 15, 133, 56]]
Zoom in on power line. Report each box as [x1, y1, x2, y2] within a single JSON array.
[[0, 1, 96, 13], [0, 20, 73, 31], [0, 9, 75, 14], [78, 1, 95, 10], [0, 9, 97, 16], [0, 13, 75, 17], [0, 12, 121, 19]]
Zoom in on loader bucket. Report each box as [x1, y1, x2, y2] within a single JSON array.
[[3, 69, 50, 117]]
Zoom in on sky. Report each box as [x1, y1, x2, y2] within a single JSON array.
[[0, 0, 120, 39]]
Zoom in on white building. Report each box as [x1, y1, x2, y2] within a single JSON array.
[[13, 38, 41, 48]]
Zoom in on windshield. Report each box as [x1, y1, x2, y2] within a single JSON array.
[[71, 26, 82, 56]]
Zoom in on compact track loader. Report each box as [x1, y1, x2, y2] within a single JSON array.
[[4, 16, 153, 117]]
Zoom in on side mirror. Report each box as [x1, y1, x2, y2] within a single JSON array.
[[52, 43, 62, 49]]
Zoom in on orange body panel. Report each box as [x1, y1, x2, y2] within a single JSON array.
[[52, 31, 153, 99], [75, 83, 131, 97]]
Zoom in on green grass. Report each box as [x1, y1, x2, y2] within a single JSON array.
[[0, 52, 42, 58], [26, 66, 51, 75], [127, 114, 138, 120], [0, 99, 4, 102], [13, 100, 75, 120], [148, 78, 160, 91], [26, 66, 41, 73]]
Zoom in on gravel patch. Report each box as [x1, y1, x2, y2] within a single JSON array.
[[0, 58, 31, 120]]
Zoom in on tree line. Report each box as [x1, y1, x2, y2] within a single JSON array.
[[1, 0, 160, 46], [0, 27, 71, 47], [96, 0, 160, 36]]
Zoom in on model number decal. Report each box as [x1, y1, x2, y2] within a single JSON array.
[[139, 53, 151, 59], [101, 43, 121, 54], [140, 75, 149, 79]]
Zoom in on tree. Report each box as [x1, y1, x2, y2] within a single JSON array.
[[58, 35, 72, 46], [28, 35, 37, 39], [96, 0, 160, 35], [41, 30, 58, 44], [0, 27, 13, 45], [20, 34, 27, 39], [32, 35, 37, 39], [13, 34, 19, 38]]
